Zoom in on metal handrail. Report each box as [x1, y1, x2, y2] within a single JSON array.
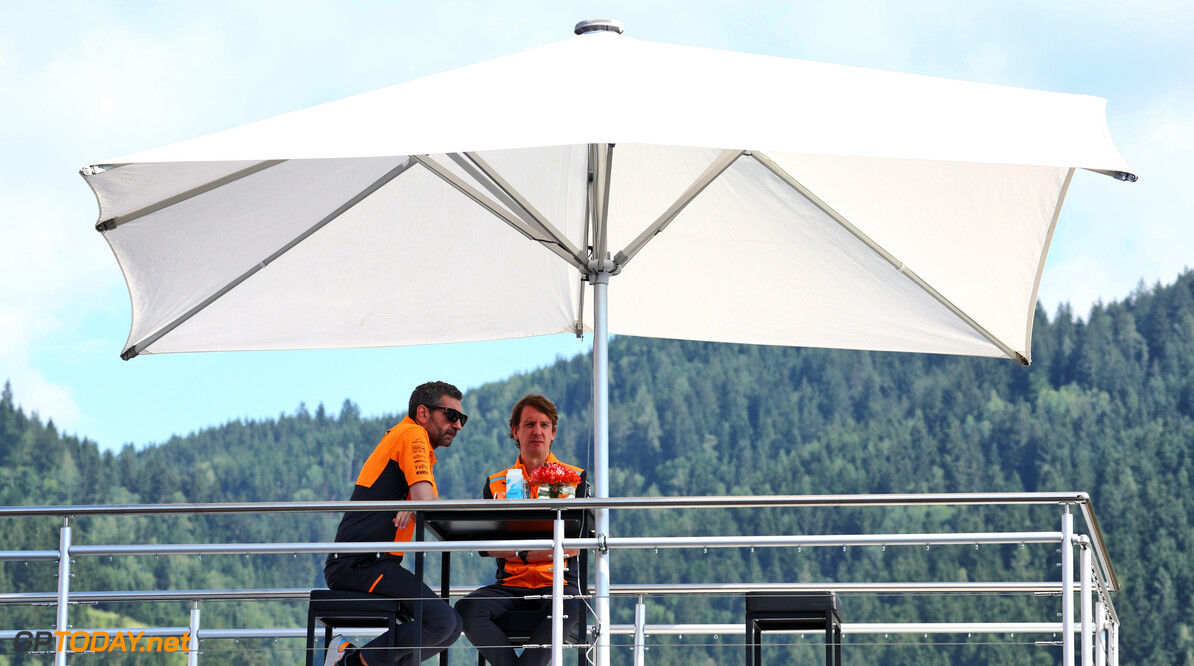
[[0, 491, 1115, 590], [0, 492, 1119, 664], [0, 621, 1085, 641], [11, 529, 1061, 559], [0, 581, 1069, 606], [0, 491, 1094, 516]]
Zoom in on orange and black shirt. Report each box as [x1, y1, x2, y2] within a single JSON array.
[[482, 454, 587, 588], [330, 417, 438, 560]]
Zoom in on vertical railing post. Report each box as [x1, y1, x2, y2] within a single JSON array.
[[55, 517, 71, 666], [1062, 508, 1074, 666], [188, 602, 201, 666], [1095, 599, 1107, 666], [1109, 617, 1119, 666], [552, 510, 564, 666], [414, 513, 425, 663], [1080, 538, 1092, 666], [633, 596, 646, 666], [1079, 539, 1093, 666]]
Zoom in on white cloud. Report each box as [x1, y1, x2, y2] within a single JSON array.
[[0, 187, 114, 433], [1120, 93, 1194, 275], [1038, 90, 1194, 316], [0, 367, 84, 433]]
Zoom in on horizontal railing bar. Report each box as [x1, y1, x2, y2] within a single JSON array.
[[0, 581, 1069, 606], [605, 622, 1076, 635], [0, 627, 385, 642], [1078, 502, 1119, 593], [0, 492, 1091, 518], [0, 621, 1078, 642], [606, 532, 1062, 549], [67, 539, 567, 556], [0, 550, 58, 561], [197, 628, 330, 640], [50, 531, 1060, 558], [44, 529, 1065, 560], [0, 588, 313, 604], [607, 582, 1064, 595]]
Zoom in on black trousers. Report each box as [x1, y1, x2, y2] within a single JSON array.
[[324, 557, 462, 665], [455, 583, 581, 666]]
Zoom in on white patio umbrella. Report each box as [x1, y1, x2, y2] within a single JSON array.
[[81, 19, 1134, 665]]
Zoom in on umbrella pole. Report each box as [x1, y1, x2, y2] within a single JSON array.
[[591, 271, 611, 666]]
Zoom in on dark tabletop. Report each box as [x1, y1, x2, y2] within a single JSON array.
[[421, 507, 594, 542]]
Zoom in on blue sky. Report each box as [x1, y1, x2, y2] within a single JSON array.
[[1, 1, 1190, 451]]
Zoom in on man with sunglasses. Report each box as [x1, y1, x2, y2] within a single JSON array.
[[323, 381, 467, 666], [456, 393, 588, 666]]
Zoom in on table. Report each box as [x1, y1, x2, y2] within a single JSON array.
[[745, 592, 842, 666], [414, 507, 594, 665]]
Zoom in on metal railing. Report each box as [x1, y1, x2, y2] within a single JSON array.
[[0, 492, 1119, 665]]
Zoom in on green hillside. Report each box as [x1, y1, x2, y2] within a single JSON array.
[[1, 270, 1192, 664]]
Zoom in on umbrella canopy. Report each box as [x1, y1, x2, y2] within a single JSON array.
[[83, 25, 1133, 364], [81, 21, 1134, 665]]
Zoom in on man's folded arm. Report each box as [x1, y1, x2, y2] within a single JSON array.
[[392, 480, 436, 530]]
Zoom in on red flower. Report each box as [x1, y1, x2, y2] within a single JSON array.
[[528, 462, 581, 486]]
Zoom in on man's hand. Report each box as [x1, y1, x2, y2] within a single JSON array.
[[393, 511, 416, 529], [393, 481, 438, 530]]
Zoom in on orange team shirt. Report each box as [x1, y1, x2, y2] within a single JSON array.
[[332, 416, 438, 557], [483, 453, 586, 588]]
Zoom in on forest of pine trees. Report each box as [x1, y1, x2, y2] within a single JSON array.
[[1, 270, 1192, 664]]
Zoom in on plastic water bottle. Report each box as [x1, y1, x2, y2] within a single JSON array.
[[506, 469, 526, 499]]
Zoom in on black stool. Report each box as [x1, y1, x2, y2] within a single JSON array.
[[476, 610, 584, 666], [745, 592, 842, 666], [306, 589, 411, 666]]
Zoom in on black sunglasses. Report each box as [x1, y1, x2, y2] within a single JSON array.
[[425, 405, 468, 426]]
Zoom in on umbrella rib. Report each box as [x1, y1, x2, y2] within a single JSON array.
[[751, 151, 1030, 366], [573, 143, 604, 338], [453, 152, 586, 264], [593, 144, 615, 265], [120, 159, 416, 360], [94, 160, 286, 231], [412, 155, 587, 270], [585, 144, 597, 260], [613, 149, 743, 271]]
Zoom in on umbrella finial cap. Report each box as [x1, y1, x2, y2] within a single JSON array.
[[574, 19, 624, 36]]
